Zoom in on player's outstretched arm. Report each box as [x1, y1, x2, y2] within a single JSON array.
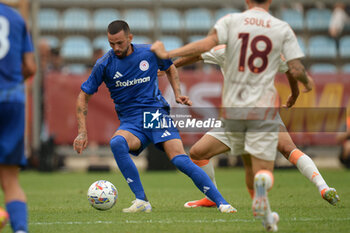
[[73, 90, 92, 154], [165, 64, 192, 106], [173, 55, 203, 68], [151, 29, 219, 59]]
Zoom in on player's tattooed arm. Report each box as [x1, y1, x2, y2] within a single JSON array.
[[76, 91, 91, 133], [166, 65, 181, 97], [74, 91, 92, 154], [165, 64, 192, 106], [287, 59, 313, 92]]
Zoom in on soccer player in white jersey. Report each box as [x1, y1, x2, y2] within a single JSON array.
[[152, 0, 316, 231], [172, 45, 339, 209]]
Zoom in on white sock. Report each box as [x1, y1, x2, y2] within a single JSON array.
[[200, 160, 217, 201], [200, 160, 217, 188], [289, 149, 329, 193]]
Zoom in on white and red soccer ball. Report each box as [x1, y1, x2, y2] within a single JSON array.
[[87, 180, 118, 210]]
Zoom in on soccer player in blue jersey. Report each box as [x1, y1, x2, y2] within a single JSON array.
[[0, 3, 36, 233], [73, 20, 236, 213]]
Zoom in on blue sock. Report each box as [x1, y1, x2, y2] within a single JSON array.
[[6, 201, 27, 232], [110, 135, 147, 201], [171, 154, 228, 206]]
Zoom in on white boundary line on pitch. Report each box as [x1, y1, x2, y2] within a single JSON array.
[[31, 217, 350, 225]]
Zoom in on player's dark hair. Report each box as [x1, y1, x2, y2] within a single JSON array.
[[107, 20, 130, 35], [251, 0, 268, 3]]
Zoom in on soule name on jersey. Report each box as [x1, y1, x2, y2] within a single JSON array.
[[244, 17, 271, 28]]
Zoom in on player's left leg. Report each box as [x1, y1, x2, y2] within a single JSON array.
[[278, 126, 340, 205], [251, 157, 279, 232], [184, 133, 231, 208], [0, 165, 28, 233], [244, 119, 280, 232], [163, 139, 237, 213]]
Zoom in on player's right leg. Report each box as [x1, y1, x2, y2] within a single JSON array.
[[278, 126, 340, 205], [163, 139, 236, 213], [110, 130, 151, 213], [0, 165, 28, 232], [0, 103, 28, 232], [184, 133, 231, 208]]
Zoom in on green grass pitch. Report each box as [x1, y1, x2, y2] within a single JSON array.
[[1, 168, 349, 233]]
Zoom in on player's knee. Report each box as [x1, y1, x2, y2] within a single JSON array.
[[0, 175, 19, 192], [189, 146, 204, 160], [278, 143, 296, 159], [110, 135, 129, 155], [278, 133, 297, 158]]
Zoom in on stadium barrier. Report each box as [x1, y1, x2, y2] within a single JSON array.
[[44, 70, 350, 146]]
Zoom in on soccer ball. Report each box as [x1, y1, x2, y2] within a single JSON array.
[[87, 180, 118, 210], [0, 207, 9, 230]]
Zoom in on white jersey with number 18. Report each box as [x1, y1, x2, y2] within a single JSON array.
[[201, 45, 289, 77], [214, 7, 304, 108]]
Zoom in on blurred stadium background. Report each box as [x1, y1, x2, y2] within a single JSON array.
[[7, 0, 350, 172]]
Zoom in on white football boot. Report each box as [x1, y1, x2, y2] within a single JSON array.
[[252, 172, 279, 232], [262, 211, 279, 232], [322, 188, 340, 206], [122, 199, 152, 213], [218, 204, 237, 213]]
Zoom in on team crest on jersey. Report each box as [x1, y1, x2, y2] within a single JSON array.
[[139, 60, 149, 71]]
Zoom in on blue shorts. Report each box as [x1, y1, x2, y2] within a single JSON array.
[[0, 103, 27, 166], [118, 108, 181, 156]]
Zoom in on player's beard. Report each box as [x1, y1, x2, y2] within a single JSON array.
[[115, 44, 130, 58]]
